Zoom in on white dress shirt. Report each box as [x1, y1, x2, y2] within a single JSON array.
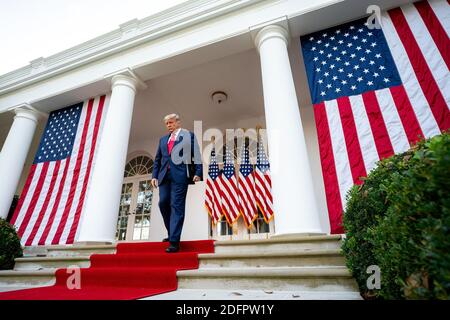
[[167, 128, 181, 144]]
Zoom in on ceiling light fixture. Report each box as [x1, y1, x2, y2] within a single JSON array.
[[211, 91, 228, 104]]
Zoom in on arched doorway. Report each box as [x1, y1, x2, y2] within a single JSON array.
[[115, 154, 154, 241]]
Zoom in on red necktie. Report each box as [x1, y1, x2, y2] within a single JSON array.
[[168, 132, 176, 154]]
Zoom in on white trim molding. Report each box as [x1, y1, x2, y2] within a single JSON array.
[[105, 68, 148, 91], [6, 103, 48, 120]]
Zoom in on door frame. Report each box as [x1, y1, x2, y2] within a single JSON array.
[[120, 174, 152, 242]]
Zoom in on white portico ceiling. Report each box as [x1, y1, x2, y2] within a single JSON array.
[[130, 47, 264, 142]]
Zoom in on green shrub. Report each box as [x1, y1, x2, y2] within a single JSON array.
[[0, 218, 23, 270], [342, 133, 450, 300], [342, 151, 406, 299]]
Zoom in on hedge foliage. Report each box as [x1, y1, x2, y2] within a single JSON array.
[[0, 218, 23, 270], [342, 132, 450, 299]]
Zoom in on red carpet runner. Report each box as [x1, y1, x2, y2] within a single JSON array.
[[0, 240, 214, 300]]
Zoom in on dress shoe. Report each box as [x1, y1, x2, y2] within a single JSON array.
[[162, 238, 169, 242], [165, 243, 179, 253]]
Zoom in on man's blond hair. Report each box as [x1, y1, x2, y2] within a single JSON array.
[[163, 113, 180, 122]]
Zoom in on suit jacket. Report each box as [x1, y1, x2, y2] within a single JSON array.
[[152, 128, 203, 185]]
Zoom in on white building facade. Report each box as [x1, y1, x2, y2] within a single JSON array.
[[0, 0, 414, 245]]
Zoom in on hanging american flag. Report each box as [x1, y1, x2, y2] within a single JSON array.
[[301, 0, 449, 234], [204, 146, 223, 225], [218, 142, 240, 225], [237, 140, 257, 228], [254, 131, 274, 223], [11, 95, 109, 245]]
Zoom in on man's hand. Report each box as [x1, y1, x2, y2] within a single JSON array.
[[193, 175, 201, 183], [151, 178, 158, 189]]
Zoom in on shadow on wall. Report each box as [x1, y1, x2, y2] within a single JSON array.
[[6, 195, 18, 223]]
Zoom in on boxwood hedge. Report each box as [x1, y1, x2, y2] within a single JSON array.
[[342, 132, 449, 299], [0, 218, 23, 270]]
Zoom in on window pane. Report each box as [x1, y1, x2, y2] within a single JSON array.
[[120, 205, 130, 215], [118, 229, 127, 241], [134, 216, 142, 227], [124, 183, 133, 193], [124, 156, 153, 177], [142, 216, 150, 227], [141, 227, 150, 239], [259, 219, 270, 233], [135, 204, 143, 215], [218, 221, 232, 236], [120, 217, 128, 228], [133, 228, 141, 240]]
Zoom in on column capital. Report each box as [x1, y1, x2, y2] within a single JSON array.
[[254, 25, 290, 52], [104, 68, 147, 93], [250, 17, 290, 53], [8, 104, 47, 124]]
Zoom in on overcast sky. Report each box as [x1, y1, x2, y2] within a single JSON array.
[[0, 0, 188, 76]]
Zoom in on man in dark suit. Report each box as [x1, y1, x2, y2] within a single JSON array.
[[151, 113, 203, 253]]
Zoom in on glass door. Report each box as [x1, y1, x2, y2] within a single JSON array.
[[131, 179, 153, 240], [115, 175, 153, 241], [116, 182, 133, 241]]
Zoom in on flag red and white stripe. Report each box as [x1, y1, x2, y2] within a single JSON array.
[[11, 95, 109, 245], [204, 146, 223, 225], [237, 143, 257, 228], [218, 144, 241, 225], [311, 0, 449, 233], [254, 133, 274, 223]]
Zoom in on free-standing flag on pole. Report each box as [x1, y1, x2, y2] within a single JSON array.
[[205, 145, 223, 225], [254, 130, 274, 223], [237, 139, 257, 228], [218, 142, 241, 225]]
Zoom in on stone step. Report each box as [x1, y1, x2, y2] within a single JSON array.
[[15, 249, 346, 270], [142, 288, 362, 300], [23, 244, 116, 257], [0, 270, 55, 288], [14, 256, 91, 271], [198, 249, 346, 268], [177, 266, 359, 292], [214, 235, 343, 254]]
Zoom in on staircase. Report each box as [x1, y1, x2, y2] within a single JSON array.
[[0, 244, 115, 291], [0, 235, 362, 299]]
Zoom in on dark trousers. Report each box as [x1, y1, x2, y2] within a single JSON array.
[[158, 169, 189, 243]]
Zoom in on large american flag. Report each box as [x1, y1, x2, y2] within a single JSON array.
[[254, 132, 274, 223], [11, 95, 108, 245], [218, 143, 240, 225], [204, 146, 223, 225], [237, 141, 257, 227], [301, 0, 449, 233]]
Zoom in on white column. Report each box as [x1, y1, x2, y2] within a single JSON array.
[[0, 107, 41, 219], [77, 73, 141, 243], [254, 25, 323, 237]]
